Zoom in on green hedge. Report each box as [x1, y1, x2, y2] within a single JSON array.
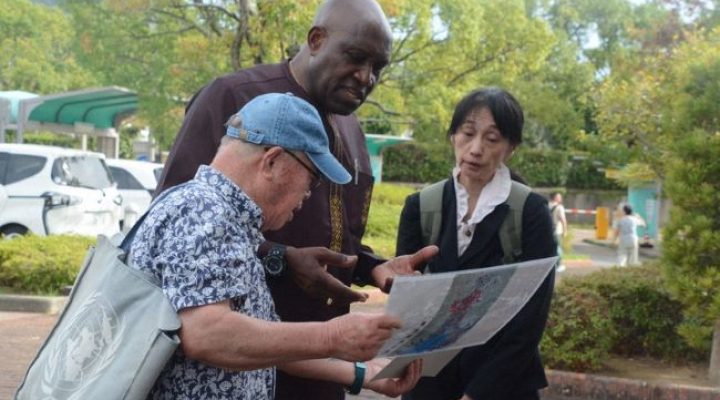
[[0, 235, 95, 295], [383, 142, 618, 189], [579, 264, 700, 360], [382, 142, 454, 184], [542, 280, 613, 371], [566, 158, 624, 190], [542, 264, 702, 372]]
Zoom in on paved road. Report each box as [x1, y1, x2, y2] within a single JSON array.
[[559, 228, 657, 278]]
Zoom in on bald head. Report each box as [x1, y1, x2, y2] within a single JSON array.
[[290, 0, 392, 115], [313, 0, 392, 36]]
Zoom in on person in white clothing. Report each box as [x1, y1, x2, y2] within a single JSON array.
[[614, 204, 640, 267], [549, 192, 567, 272]]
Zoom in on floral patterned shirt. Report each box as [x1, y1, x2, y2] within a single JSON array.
[[130, 165, 279, 400]]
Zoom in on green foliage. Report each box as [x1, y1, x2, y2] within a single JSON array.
[[0, 235, 95, 295], [383, 143, 618, 189], [565, 158, 624, 190], [382, 142, 454, 184], [581, 264, 700, 360], [662, 131, 720, 351], [507, 148, 569, 187], [20, 132, 80, 148], [543, 264, 701, 371], [542, 279, 613, 371], [0, 0, 96, 92], [364, 183, 416, 258]]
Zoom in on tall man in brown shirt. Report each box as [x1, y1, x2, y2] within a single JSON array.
[[157, 0, 436, 398]]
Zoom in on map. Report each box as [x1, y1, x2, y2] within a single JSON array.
[[373, 256, 557, 379]]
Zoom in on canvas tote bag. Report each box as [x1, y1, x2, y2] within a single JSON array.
[[15, 199, 181, 399]]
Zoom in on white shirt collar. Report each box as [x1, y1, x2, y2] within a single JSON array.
[[453, 164, 512, 226], [453, 164, 512, 255]]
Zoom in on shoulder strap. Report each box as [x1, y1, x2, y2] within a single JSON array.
[[499, 181, 532, 264], [419, 179, 447, 246]]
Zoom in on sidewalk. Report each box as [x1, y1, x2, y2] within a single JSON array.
[[2, 232, 718, 400], [3, 309, 718, 400]]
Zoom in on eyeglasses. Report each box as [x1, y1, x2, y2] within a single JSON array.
[[283, 149, 322, 189]]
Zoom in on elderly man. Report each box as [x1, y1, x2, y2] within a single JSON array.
[[131, 93, 420, 399], [157, 1, 436, 398]]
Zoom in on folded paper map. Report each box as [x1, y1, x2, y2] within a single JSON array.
[[373, 256, 557, 380]]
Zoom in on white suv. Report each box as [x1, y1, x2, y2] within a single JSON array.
[[105, 158, 163, 232], [0, 144, 124, 238]]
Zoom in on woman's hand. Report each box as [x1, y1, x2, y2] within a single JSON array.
[[363, 358, 423, 397], [370, 245, 438, 292]]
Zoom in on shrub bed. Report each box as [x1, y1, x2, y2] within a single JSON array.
[[0, 235, 95, 295], [542, 264, 703, 372], [542, 278, 613, 371]]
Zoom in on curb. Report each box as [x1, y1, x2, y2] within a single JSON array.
[[544, 369, 720, 400], [0, 294, 66, 314]]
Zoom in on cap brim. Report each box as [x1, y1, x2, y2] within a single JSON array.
[[307, 152, 352, 185]]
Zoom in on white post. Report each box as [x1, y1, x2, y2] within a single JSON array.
[[0, 98, 9, 143], [96, 128, 119, 159], [710, 320, 720, 384]]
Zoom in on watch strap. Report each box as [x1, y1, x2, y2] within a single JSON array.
[[346, 361, 366, 395]]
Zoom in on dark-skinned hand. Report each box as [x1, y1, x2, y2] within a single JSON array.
[[285, 246, 369, 305]]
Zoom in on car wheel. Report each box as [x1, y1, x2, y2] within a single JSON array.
[[1, 225, 29, 239]]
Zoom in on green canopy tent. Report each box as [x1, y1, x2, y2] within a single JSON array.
[[364, 133, 412, 182], [14, 87, 138, 158]]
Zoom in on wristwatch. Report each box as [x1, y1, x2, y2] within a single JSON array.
[[262, 244, 287, 278], [346, 362, 366, 395]]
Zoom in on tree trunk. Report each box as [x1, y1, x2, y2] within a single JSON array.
[[231, 0, 251, 71], [710, 319, 720, 385]]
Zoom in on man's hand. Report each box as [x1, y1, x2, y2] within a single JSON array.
[[324, 313, 402, 361], [365, 358, 423, 397], [370, 245, 439, 293], [285, 246, 368, 305]]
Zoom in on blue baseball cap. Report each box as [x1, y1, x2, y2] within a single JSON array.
[[226, 93, 351, 185]]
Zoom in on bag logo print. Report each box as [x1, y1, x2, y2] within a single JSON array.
[[42, 292, 123, 397]]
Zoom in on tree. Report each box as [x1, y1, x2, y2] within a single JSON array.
[[366, 0, 571, 144], [0, 0, 95, 92], [662, 130, 720, 351], [64, 0, 321, 147]]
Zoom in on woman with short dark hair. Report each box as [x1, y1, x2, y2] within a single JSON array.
[[396, 87, 556, 400]]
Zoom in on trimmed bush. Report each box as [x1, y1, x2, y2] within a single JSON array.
[[382, 141, 619, 190], [507, 148, 569, 187], [542, 264, 701, 371], [542, 278, 613, 371], [0, 235, 95, 295], [382, 142, 454, 183], [566, 158, 624, 190], [580, 264, 701, 361]]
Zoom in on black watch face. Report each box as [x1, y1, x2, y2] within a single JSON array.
[[264, 256, 284, 276]]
